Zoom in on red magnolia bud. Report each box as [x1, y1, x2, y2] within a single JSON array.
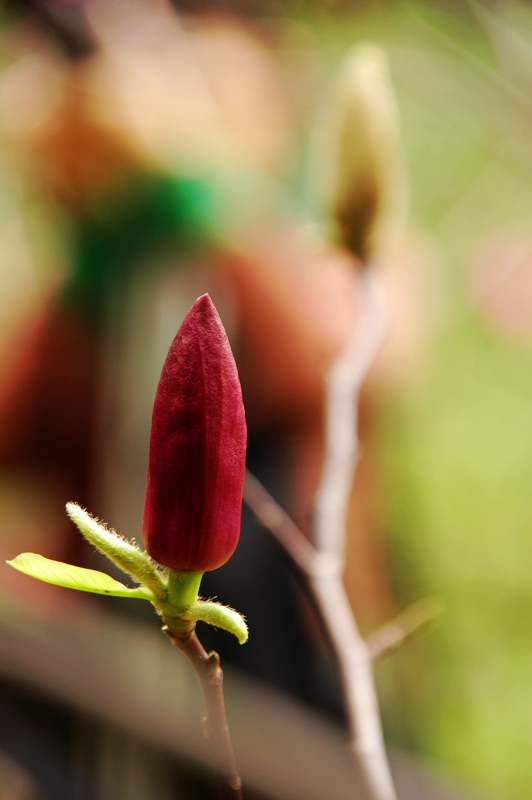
[[142, 294, 247, 571]]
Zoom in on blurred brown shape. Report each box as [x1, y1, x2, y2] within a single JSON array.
[[0, 596, 483, 800], [0, 748, 43, 800], [0, 301, 97, 505], [30, 73, 142, 209]]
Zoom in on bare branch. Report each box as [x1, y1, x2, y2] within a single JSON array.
[[366, 597, 444, 660], [163, 626, 242, 800], [310, 569, 396, 800]]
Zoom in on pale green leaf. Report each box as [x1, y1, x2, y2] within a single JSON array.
[[6, 553, 156, 601]]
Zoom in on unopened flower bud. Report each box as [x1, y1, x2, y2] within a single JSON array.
[[142, 294, 247, 572], [315, 43, 407, 263]]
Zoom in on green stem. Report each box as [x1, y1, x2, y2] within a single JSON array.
[[166, 569, 204, 613]]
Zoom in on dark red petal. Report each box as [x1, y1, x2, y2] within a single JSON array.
[[142, 294, 247, 571]]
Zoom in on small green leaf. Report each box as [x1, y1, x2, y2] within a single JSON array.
[[6, 553, 156, 601]]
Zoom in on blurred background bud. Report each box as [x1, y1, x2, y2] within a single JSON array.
[[312, 43, 407, 264]]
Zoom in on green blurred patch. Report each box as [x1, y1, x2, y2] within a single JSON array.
[[377, 317, 532, 799]]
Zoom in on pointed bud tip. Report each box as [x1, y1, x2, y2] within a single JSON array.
[[189, 293, 223, 331], [195, 292, 214, 308], [190, 293, 216, 317]]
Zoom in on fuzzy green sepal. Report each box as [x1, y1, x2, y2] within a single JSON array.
[[182, 600, 248, 644], [66, 503, 167, 601]]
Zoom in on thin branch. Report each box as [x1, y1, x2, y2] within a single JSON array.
[[366, 597, 444, 660], [310, 569, 396, 800], [243, 477, 443, 661], [243, 470, 315, 574], [163, 626, 243, 800], [412, 9, 532, 118]]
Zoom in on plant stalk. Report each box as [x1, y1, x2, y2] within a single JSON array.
[[163, 625, 243, 800]]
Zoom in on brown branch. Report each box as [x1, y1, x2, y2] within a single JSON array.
[[243, 478, 444, 661], [163, 625, 242, 800]]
